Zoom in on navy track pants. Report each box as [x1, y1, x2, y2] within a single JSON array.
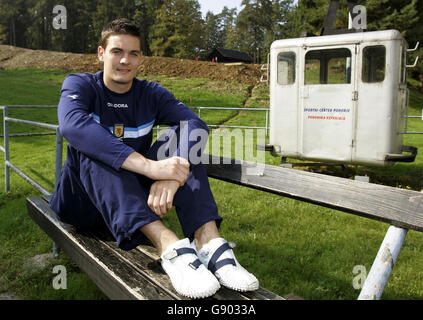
[[49, 127, 222, 251]]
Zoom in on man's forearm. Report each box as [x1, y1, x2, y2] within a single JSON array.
[[121, 152, 190, 186], [121, 151, 151, 176]]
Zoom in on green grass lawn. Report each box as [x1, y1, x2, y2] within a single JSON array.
[[1, 68, 423, 300]]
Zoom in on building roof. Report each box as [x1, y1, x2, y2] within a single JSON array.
[[210, 48, 254, 63]]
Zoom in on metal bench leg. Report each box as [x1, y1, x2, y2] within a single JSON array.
[[53, 241, 60, 258], [357, 225, 407, 300], [52, 129, 63, 259]]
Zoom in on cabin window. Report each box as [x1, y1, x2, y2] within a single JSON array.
[[400, 46, 407, 84], [305, 48, 352, 85], [277, 52, 296, 85], [362, 45, 386, 83]]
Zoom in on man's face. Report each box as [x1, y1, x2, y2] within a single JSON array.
[[98, 34, 142, 93]]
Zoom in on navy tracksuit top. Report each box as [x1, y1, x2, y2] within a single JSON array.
[[58, 71, 209, 169]]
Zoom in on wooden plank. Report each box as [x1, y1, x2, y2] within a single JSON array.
[[81, 228, 188, 300], [203, 154, 423, 232], [134, 243, 284, 300], [27, 196, 284, 300], [26, 196, 179, 300]]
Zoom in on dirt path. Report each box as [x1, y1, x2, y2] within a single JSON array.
[[0, 45, 265, 127], [0, 45, 262, 86]]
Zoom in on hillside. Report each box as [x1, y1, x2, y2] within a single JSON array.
[[0, 45, 262, 86]]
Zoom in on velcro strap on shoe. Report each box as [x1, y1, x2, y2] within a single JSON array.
[[176, 247, 197, 256], [163, 247, 197, 260], [212, 258, 236, 273], [189, 259, 203, 270], [207, 242, 236, 273]]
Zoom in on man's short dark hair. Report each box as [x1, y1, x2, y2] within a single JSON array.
[[100, 18, 141, 49]]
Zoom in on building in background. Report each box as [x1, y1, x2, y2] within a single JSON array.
[[208, 48, 253, 63]]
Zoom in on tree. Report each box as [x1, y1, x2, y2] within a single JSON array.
[[149, 0, 204, 59], [92, 0, 137, 48], [134, 0, 164, 55], [227, 0, 294, 63], [284, 0, 333, 37], [221, 6, 240, 49], [203, 11, 224, 55], [288, 0, 419, 38], [264, 0, 295, 52], [0, 0, 34, 47], [227, 0, 265, 56], [27, 0, 57, 50], [365, 0, 418, 36], [49, 0, 98, 53]]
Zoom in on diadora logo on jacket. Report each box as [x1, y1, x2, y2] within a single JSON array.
[[107, 102, 129, 108]]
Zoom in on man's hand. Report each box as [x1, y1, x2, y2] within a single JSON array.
[[147, 180, 180, 217], [148, 156, 190, 187], [121, 152, 190, 186]]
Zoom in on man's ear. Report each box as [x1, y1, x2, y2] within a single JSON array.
[[98, 46, 105, 62]]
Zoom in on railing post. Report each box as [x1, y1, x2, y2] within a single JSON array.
[[3, 106, 10, 192], [52, 127, 63, 258], [265, 109, 269, 137], [358, 225, 408, 300], [54, 128, 63, 189]]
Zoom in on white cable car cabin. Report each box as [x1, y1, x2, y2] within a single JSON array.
[[268, 29, 417, 167]]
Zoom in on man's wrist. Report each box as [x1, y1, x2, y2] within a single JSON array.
[[121, 151, 152, 176]]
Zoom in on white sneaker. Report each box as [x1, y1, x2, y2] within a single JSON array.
[[196, 237, 259, 292], [160, 238, 220, 299]]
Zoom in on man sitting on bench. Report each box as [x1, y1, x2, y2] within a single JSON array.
[[49, 18, 259, 299]]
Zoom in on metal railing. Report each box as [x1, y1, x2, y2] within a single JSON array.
[[0, 104, 269, 257], [1, 105, 63, 196], [404, 109, 423, 134], [189, 106, 270, 134], [1, 105, 270, 196], [4, 103, 423, 196], [1, 105, 63, 257]]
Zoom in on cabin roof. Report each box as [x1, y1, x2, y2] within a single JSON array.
[[271, 30, 406, 50]]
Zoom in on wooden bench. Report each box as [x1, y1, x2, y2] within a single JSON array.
[[204, 154, 423, 300], [27, 154, 423, 300], [204, 155, 423, 232], [26, 181, 285, 299]]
